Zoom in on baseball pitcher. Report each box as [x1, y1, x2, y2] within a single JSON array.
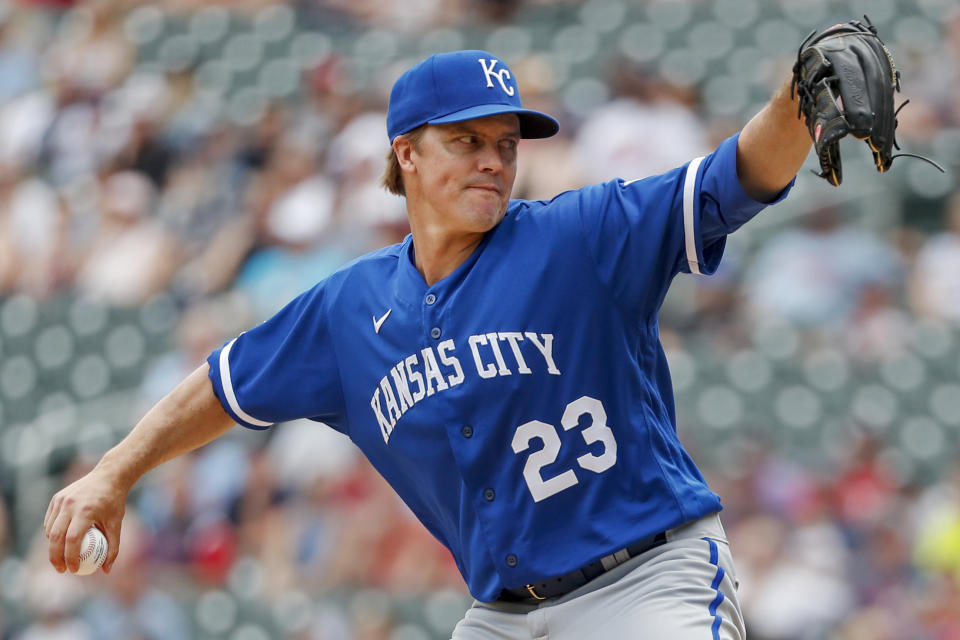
[[46, 19, 924, 639]]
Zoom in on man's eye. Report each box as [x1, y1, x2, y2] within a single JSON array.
[[459, 136, 475, 144]]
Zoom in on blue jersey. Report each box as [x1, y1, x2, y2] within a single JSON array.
[[207, 133, 792, 602]]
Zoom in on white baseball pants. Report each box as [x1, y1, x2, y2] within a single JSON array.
[[451, 513, 745, 640]]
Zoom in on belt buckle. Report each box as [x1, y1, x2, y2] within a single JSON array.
[[525, 584, 546, 601]]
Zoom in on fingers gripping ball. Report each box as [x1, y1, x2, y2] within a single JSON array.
[[75, 527, 108, 576], [791, 16, 942, 186]]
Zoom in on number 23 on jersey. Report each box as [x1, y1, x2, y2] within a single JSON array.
[[511, 396, 618, 502]]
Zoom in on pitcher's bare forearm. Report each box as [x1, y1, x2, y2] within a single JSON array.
[[45, 362, 235, 573], [96, 362, 235, 492], [737, 77, 812, 202]]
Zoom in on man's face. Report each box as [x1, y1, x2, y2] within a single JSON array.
[[407, 114, 521, 234]]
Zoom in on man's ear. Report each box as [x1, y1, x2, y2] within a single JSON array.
[[394, 136, 417, 173]]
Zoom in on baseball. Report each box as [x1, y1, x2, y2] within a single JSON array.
[[74, 526, 108, 576]]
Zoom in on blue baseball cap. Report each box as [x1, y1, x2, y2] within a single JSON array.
[[387, 50, 560, 142]]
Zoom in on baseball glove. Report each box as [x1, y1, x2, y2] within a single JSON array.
[[791, 16, 943, 186]]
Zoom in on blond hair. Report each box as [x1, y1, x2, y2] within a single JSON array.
[[381, 125, 427, 197]]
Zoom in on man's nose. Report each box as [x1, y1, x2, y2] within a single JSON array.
[[477, 144, 504, 173]]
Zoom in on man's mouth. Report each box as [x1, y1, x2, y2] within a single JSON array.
[[468, 184, 501, 195]]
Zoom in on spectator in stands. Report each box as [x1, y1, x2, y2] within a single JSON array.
[[743, 204, 903, 330], [75, 169, 179, 305], [42, 0, 132, 99], [0, 159, 70, 297], [844, 280, 913, 361], [158, 126, 251, 300], [326, 110, 409, 243], [573, 57, 710, 184], [112, 110, 175, 189], [910, 192, 960, 324], [135, 457, 196, 568], [232, 134, 353, 317], [912, 7, 960, 127], [913, 459, 960, 580], [832, 435, 900, 530], [13, 569, 92, 640], [136, 440, 247, 585]]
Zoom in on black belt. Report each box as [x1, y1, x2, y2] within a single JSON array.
[[497, 531, 669, 604]]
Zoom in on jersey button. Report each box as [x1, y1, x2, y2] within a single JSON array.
[[505, 554, 518, 567], [430, 327, 441, 339], [461, 425, 473, 438], [425, 293, 437, 305], [483, 488, 495, 501]]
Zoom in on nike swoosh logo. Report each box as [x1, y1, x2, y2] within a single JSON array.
[[373, 308, 392, 334]]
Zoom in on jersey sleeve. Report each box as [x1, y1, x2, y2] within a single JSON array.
[[206, 281, 346, 432], [574, 132, 793, 314]]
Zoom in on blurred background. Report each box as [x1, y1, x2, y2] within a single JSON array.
[[0, 0, 958, 638]]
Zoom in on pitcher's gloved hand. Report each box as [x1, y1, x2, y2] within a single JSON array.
[[791, 16, 943, 186]]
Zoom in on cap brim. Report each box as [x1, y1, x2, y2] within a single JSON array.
[[428, 104, 559, 139]]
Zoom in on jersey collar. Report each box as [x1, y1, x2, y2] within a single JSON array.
[[394, 223, 500, 307]]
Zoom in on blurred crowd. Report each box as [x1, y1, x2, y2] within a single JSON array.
[[0, 0, 959, 639]]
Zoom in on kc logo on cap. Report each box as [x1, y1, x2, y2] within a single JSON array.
[[478, 58, 515, 96], [386, 50, 559, 142]]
